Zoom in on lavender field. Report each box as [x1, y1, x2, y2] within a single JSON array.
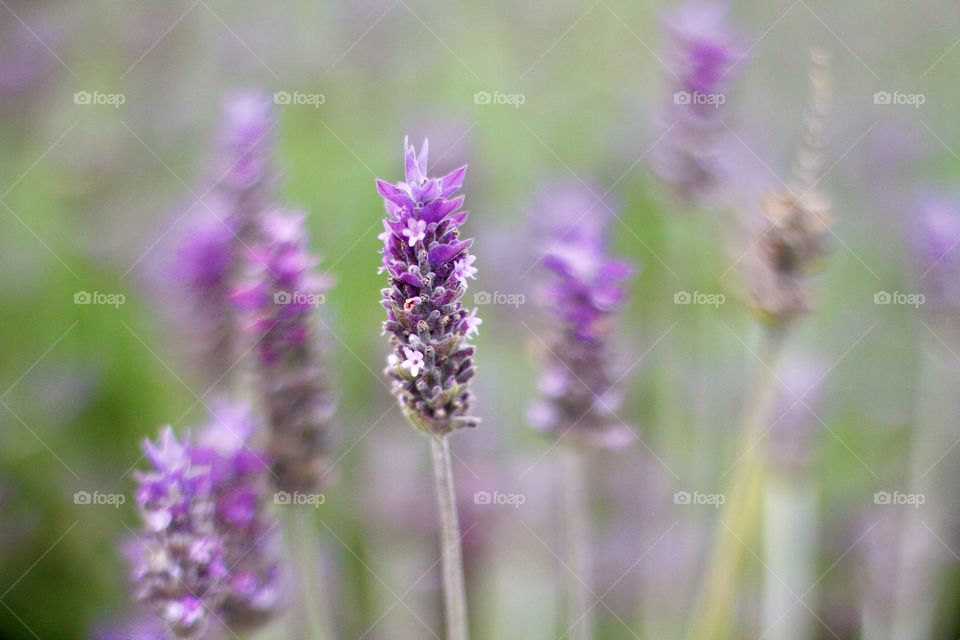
[[1, 1, 959, 639]]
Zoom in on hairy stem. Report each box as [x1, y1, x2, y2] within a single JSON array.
[[687, 326, 786, 640], [431, 435, 470, 640], [283, 506, 333, 640], [562, 446, 593, 640]]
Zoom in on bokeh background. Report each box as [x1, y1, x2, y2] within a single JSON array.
[[3, 0, 960, 638]]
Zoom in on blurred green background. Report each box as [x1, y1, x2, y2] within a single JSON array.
[[3, 0, 960, 638]]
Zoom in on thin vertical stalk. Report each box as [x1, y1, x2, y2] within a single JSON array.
[[890, 331, 960, 639], [762, 472, 817, 640], [283, 507, 333, 640], [562, 446, 593, 640], [431, 435, 469, 640], [687, 326, 786, 640]]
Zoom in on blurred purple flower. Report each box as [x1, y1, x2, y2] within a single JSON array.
[[528, 183, 637, 449], [175, 202, 237, 382], [376, 138, 479, 436], [912, 193, 960, 308], [130, 407, 280, 637], [232, 209, 337, 493], [175, 91, 276, 386], [131, 428, 225, 638], [653, 1, 740, 208]]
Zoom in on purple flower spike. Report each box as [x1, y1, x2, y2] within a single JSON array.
[[234, 209, 337, 492], [528, 184, 637, 450], [131, 428, 225, 639], [131, 408, 280, 637], [376, 138, 479, 436], [653, 1, 740, 208], [176, 91, 277, 387]]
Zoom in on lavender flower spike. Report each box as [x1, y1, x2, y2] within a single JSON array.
[[234, 209, 336, 493], [376, 138, 479, 436], [131, 427, 225, 638], [528, 184, 637, 450], [130, 408, 280, 637], [653, 1, 739, 208], [176, 91, 276, 386]]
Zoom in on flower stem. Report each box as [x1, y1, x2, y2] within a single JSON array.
[[562, 446, 593, 640], [430, 435, 470, 640], [890, 329, 960, 639], [687, 326, 786, 640], [762, 472, 816, 640], [283, 506, 333, 640]]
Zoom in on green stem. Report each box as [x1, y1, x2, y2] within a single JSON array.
[[430, 435, 470, 640], [562, 446, 592, 640], [687, 326, 787, 640], [762, 473, 816, 640], [283, 506, 333, 640]]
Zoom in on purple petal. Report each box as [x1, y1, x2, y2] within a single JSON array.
[[417, 138, 429, 173], [404, 138, 423, 184], [398, 272, 425, 288], [441, 165, 467, 197], [428, 239, 472, 267], [376, 179, 413, 208], [419, 195, 464, 223]]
